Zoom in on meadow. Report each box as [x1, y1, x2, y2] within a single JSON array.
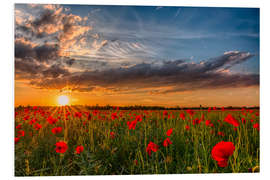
[[14, 106, 260, 176]]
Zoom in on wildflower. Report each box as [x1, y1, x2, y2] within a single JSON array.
[[75, 145, 84, 154], [75, 112, 82, 118], [163, 110, 168, 116], [55, 141, 68, 153], [166, 128, 173, 136], [127, 120, 137, 130], [180, 113, 185, 120], [241, 118, 246, 124], [218, 131, 225, 136], [253, 123, 259, 131], [186, 109, 195, 116], [47, 116, 57, 125], [29, 118, 37, 125], [17, 130, 25, 137], [52, 127, 62, 134], [205, 120, 211, 126], [16, 124, 22, 130], [111, 112, 118, 120], [110, 131, 115, 139], [211, 141, 235, 167], [146, 141, 159, 156], [185, 125, 190, 131], [135, 115, 142, 122], [163, 138, 172, 147], [15, 137, 20, 144], [34, 123, 42, 130], [224, 114, 239, 127]]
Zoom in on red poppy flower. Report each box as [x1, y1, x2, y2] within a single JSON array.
[[224, 114, 239, 127], [47, 116, 57, 125], [110, 131, 115, 139], [185, 125, 190, 131], [29, 118, 37, 125], [127, 120, 137, 130], [75, 145, 84, 154], [180, 113, 185, 120], [241, 118, 246, 124], [166, 128, 173, 136], [16, 124, 22, 130], [24, 115, 29, 121], [93, 110, 98, 116], [15, 137, 20, 144], [111, 112, 118, 120], [135, 115, 142, 122], [218, 131, 225, 136], [34, 123, 42, 130], [250, 119, 254, 123], [208, 107, 211, 112], [221, 107, 225, 111], [211, 141, 235, 167], [55, 141, 68, 153], [15, 111, 18, 117], [52, 127, 62, 134], [253, 123, 259, 131], [193, 118, 202, 125], [186, 109, 195, 116], [75, 112, 82, 118], [17, 130, 25, 137], [205, 120, 211, 126], [163, 138, 172, 147], [146, 141, 159, 156], [163, 110, 168, 116]]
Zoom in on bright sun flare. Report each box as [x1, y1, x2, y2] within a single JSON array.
[[57, 95, 69, 106]]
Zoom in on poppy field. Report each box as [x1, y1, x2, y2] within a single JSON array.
[[14, 106, 260, 176]]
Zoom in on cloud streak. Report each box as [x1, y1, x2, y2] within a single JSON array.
[[22, 51, 259, 94]]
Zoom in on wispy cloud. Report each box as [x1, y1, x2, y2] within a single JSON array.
[[174, 8, 181, 17]]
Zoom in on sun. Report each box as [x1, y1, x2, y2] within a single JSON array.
[[57, 95, 69, 106]]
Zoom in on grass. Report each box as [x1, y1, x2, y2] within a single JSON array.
[[14, 106, 260, 176]]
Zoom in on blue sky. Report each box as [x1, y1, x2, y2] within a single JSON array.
[[62, 5, 259, 73]]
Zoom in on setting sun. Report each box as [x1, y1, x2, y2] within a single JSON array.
[[57, 95, 69, 106]]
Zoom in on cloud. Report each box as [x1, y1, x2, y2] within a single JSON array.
[[15, 39, 59, 62], [174, 8, 181, 17], [14, 5, 259, 96], [155, 7, 163, 10], [15, 4, 91, 57], [26, 51, 259, 94]]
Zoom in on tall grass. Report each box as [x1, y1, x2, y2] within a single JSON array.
[[15, 107, 259, 176]]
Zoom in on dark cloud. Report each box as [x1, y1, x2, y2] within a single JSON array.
[[65, 58, 75, 66], [34, 44, 59, 62], [32, 9, 58, 28], [15, 40, 35, 60], [15, 39, 59, 62], [15, 59, 45, 76], [28, 51, 259, 93], [42, 64, 70, 78]]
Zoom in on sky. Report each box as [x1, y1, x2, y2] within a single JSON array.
[[14, 4, 259, 107]]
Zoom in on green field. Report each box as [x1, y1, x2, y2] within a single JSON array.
[[14, 106, 260, 176]]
